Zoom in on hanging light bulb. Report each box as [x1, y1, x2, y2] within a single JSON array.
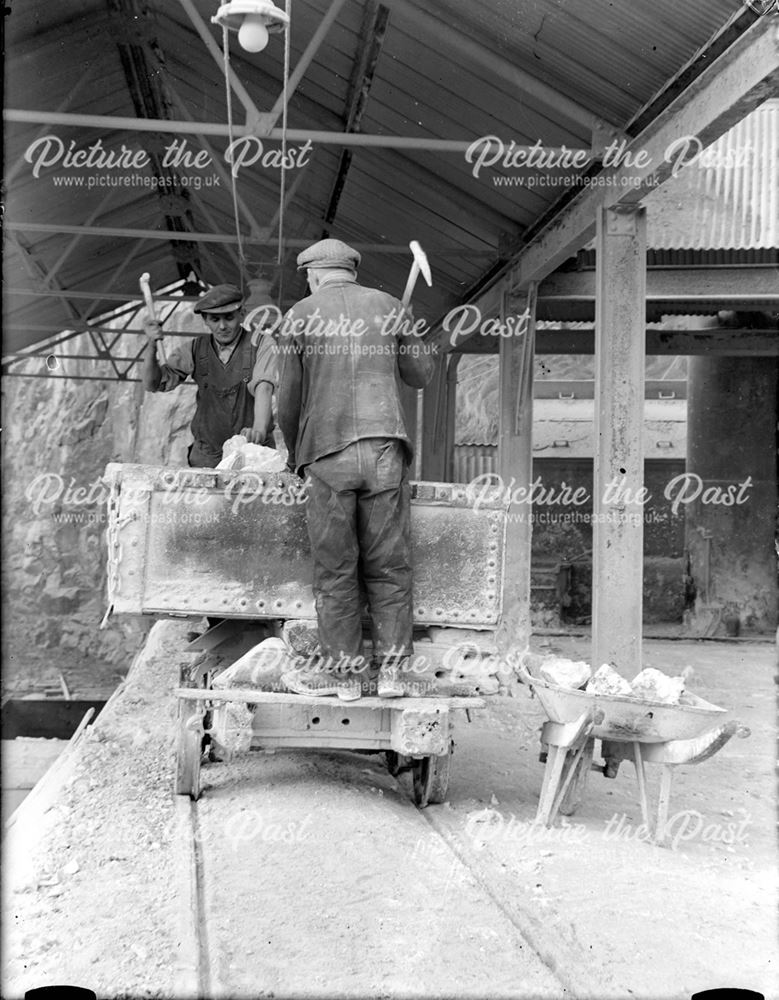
[[238, 14, 269, 52], [212, 1, 289, 53]]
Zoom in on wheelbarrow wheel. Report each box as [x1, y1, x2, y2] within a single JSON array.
[[175, 699, 202, 799], [412, 742, 452, 808], [558, 738, 594, 817]]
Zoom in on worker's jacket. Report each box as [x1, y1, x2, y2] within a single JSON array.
[[276, 276, 435, 474]]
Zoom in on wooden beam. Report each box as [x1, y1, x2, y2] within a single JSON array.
[[592, 206, 647, 673], [536, 326, 779, 356], [538, 266, 779, 304], [441, 264, 779, 350]]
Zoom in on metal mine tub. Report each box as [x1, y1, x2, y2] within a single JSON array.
[[103, 463, 508, 627]]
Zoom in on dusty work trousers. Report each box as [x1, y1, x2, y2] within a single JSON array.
[[305, 438, 413, 671]]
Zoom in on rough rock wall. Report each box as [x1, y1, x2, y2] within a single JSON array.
[[3, 323, 198, 674]]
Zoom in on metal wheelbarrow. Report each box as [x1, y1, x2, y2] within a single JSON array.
[[518, 662, 750, 844]]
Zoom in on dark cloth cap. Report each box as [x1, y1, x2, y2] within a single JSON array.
[[296, 238, 361, 271], [194, 283, 244, 314]]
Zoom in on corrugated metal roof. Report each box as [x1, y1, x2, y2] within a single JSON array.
[[644, 101, 779, 249], [3, 0, 766, 366]]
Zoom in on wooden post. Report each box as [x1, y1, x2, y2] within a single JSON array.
[[592, 205, 646, 673], [495, 286, 536, 669]]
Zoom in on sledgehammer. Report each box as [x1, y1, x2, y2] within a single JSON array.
[[139, 271, 167, 364], [400, 240, 432, 309]]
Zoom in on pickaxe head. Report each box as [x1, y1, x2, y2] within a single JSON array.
[[409, 240, 432, 287]]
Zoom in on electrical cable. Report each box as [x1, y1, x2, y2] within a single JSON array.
[[221, 23, 248, 292], [276, 0, 292, 309]]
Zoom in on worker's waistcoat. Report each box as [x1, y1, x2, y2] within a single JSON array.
[[190, 327, 255, 449]]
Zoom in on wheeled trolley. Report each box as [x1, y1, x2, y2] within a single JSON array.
[[174, 686, 484, 807]]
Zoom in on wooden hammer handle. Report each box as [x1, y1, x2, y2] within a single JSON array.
[[139, 272, 166, 364], [401, 260, 421, 310]]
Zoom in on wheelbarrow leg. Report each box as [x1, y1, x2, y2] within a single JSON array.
[[537, 744, 568, 826], [633, 742, 651, 831], [537, 712, 594, 827], [558, 738, 595, 817], [654, 765, 674, 846]]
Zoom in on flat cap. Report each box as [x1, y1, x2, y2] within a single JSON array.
[[296, 238, 361, 271], [194, 283, 244, 314]]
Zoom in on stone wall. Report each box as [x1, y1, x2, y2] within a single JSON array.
[[3, 318, 199, 675]]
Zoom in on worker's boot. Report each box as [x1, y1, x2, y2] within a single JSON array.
[[282, 653, 338, 696], [282, 669, 338, 697], [377, 658, 406, 699], [335, 653, 366, 702], [336, 676, 362, 702]]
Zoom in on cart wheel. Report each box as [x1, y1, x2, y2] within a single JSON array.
[[558, 738, 594, 817], [175, 700, 202, 799], [385, 750, 405, 776], [412, 743, 452, 808]]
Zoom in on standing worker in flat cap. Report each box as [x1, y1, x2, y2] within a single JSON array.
[[143, 282, 277, 468], [277, 239, 434, 701]]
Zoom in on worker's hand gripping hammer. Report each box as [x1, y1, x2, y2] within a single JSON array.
[[139, 272, 167, 364]]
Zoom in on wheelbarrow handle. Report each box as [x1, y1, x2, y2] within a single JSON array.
[[517, 663, 540, 687]]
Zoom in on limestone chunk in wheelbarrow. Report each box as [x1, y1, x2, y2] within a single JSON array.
[[212, 637, 292, 692], [539, 656, 592, 690], [630, 667, 685, 705], [217, 435, 287, 472], [586, 663, 632, 697]]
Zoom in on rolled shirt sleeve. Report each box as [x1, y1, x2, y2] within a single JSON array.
[[249, 332, 278, 395], [156, 339, 195, 392]]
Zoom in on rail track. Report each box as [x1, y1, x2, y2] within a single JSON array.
[[171, 750, 580, 1000]]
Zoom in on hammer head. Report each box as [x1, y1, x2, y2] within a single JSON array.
[[409, 240, 432, 287]]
